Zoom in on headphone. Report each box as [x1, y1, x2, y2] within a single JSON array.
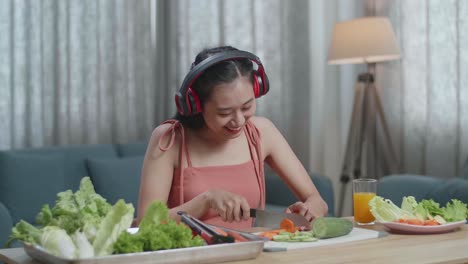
[[175, 50, 270, 116]]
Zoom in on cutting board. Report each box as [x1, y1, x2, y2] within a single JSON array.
[[263, 227, 383, 251]]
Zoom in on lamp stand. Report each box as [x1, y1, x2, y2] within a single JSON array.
[[337, 64, 400, 217]]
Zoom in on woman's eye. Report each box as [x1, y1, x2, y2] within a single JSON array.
[[242, 106, 252, 111], [218, 113, 231, 117]]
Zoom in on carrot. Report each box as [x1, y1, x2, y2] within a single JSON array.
[[280, 218, 296, 233], [226, 231, 249, 242], [258, 229, 285, 240], [424, 219, 440, 226], [211, 226, 229, 237], [406, 219, 424, 225]]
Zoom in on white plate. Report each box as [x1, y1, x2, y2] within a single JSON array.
[[381, 220, 466, 234]]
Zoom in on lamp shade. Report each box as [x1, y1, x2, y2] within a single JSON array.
[[327, 17, 400, 65]]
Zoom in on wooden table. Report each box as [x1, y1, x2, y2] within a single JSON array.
[[1, 222, 467, 264]]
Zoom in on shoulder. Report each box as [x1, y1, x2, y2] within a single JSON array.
[[146, 122, 182, 163], [249, 116, 278, 135], [248, 116, 282, 146]]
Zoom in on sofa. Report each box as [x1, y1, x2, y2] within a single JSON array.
[[377, 174, 468, 207], [0, 142, 335, 248]]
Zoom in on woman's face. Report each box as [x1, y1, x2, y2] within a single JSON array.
[[202, 75, 256, 139]]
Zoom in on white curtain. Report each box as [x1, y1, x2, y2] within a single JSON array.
[[372, 0, 468, 179], [0, 0, 156, 149]]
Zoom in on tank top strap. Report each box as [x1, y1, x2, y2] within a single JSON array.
[[157, 119, 193, 168], [244, 120, 266, 209], [157, 119, 192, 205]]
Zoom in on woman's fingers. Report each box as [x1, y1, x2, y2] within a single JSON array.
[[240, 200, 250, 220], [208, 189, 250, 222]]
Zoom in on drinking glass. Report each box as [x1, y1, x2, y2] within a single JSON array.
[[353, 179, 377, 225]]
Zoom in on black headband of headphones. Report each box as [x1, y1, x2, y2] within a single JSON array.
[[180, 50, 262, 96]]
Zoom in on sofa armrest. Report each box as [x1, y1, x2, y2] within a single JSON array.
[[0, 201, 13, 248], [265, 172, 335, 216]]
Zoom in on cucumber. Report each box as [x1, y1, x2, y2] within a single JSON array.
[[312, 217, 353, 239]]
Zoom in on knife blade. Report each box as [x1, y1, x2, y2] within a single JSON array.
[[250, 208, 310, 229]]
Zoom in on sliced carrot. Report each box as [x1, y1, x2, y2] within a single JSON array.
[[424, 219, 440, 226], [257, 229, 284, 240], [211, 226, 229, 237], [226, 231, 248, 242], [406, 219, 424, 225], [280, 218, 296, 233], [258, 232, 276, 240]]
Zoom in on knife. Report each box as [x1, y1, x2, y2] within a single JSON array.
[[249, 208, 310, 229]]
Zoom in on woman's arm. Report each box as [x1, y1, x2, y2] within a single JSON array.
[[136, 125, 211, 224], [252, 117, 328, 220]]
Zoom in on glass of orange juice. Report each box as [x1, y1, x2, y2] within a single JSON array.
[[353, 179, 377, 225]]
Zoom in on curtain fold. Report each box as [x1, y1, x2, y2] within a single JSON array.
[[373, 0, 468, 178], [0, 0, 157, 149]]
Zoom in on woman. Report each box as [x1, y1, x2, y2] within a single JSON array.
[[137, 46, 328, 229]]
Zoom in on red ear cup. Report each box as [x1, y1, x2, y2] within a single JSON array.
[[187, 87, 202, 115], [254, 65, 269, 98], [252, 72, 260, 98]]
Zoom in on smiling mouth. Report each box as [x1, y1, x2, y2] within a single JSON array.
[[225, 127, 242, 133]]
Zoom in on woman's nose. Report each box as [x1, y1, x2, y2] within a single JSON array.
[[232, 110, 245, 126]]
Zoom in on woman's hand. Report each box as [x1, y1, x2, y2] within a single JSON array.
[[205, 189, 251, 223], [285, 194, 328, 222]]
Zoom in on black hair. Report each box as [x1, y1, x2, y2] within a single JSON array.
[[173, 46, 254, 129]]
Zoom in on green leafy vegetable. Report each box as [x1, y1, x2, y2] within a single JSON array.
[[7, 177, 134, 259], [443, 199, 467, 222], [40, 226, 77, 259], [369, 196, 413, 222], [369, 195, 468, 223], [401, 196, 418, 213], [7, 220, 42, 247], [113, 201, 204, 254], [92, 199, 134, 256]]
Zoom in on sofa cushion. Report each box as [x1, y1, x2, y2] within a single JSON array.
[[116, 142, 148, 157], [461, 157, 468, 179], [377, 174, 444, 206], [8, 144, 118, 190], [427, 178, 468, 205], [0, 152, 65, 224], [86, 156, 143, 214], [0, 201, 13, 248]]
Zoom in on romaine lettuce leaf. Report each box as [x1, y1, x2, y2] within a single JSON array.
[[401, 196, 418, 214], [92, 199, 134, 256], [40, 226, 77, 259], [369, 196, 414, 222]]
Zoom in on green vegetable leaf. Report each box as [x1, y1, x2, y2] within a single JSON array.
[[113, 232, 145, 254], [6, 220, 42, 247], [40, 226, 77, 259], [401, 196, 418, 214], [369, 196, 413, 222], [71, 231, 94, 258], [138, 200, 169, 233], [443, 199, 468, 222], [92, 199, 134, 256], [419, 199, 444, 218]]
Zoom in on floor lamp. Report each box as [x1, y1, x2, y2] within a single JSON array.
[[327, 17, 402, 216]]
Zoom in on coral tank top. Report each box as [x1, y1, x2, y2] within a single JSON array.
[[157, 119, 265, 229]]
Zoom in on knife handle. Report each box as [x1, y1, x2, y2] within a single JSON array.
[[241, 208, 257, 217]]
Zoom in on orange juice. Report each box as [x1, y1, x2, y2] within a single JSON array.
[[353, 192, 376, 224]]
